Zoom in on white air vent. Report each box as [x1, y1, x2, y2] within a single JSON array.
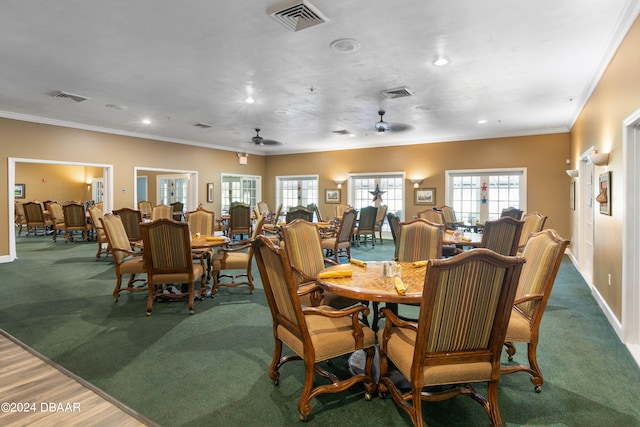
[[268, 0, 328, 32], [51, 90, 89, 103], [381, 87, 413, 99], [194, 122, 213, 129]]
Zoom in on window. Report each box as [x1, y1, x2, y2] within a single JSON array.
[[91, 178, 104, 203], [221, 174, 261, 213], [276, 175, 318, 211], [158, 174, 189, 207], [349, 173, 405, 225], [446, 169, 526, 223]]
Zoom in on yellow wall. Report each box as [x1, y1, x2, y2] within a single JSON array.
[[15, 163, 102, 204], [570, 15, 640, 319], [265, 134, 571, 236]]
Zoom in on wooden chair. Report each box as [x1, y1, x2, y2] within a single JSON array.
[[113, 208, 143, 247], [61, 202, 90, 242], [517, 212, 547, 253], [23, 201, 53, 236], [285, 205, 313, 223], [354, 206, 378, 247], [481, 216, 525, 256], [47, 202, 65, 242], [171, 201, 184, 221], [186, 207, 216, 282], [151, 204, 172, 221], [211, 214, 262, 296], [378, 248, 526, 427], [321, 208, 357, 262], [14, 200, 27, 235], [141, 219, 206, 315], [437, 205, 464, 230], [334, 203, 350, 220], [138, 201, 152, 219], [101, 214, 147, 302], [386, 212, 401, 258], [501, 206, 524, 220], [88, 205, 110, 260], [282, 219, 359, 309], [416, 208, 459, 257], [251, 235, 376, 421], [228, 203, 251, 240], [502, 229, 569, 392], [373, 204, 388, 244]]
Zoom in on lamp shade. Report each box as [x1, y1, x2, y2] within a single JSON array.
[[588, 152, 609, 166], [566, 169, 579, 178]]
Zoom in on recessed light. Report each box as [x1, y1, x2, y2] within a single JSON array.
[[142, 118, 152, 125], [245, 96, 255, 104], [433, 57, 449, 66], [478, 119, 487, 124], [330, 38, 361, 54]]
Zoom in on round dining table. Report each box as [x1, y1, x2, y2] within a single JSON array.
[[317, 261, 426, 305]]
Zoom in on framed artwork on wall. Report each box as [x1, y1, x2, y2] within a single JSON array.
[[207, 183, 214, 203], [414, 188, 435, 205], [325, 189, 341, 204], [14, 184, 25, 199], [596, 171, 611, 215]]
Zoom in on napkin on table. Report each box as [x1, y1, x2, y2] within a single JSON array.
[[318, 270, 353, 279], [394, 276, 407, 295], [411, 260, 428, 268], [349, 258, 367, 267], [205, 236, 227, 242]]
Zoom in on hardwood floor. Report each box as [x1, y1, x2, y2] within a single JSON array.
[[0, 329, 157, 427]]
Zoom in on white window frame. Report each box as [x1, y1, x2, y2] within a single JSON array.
[[275, 174, 319, 211], [221, 173, 262, 214], [445, 168, 527, 224], [348, 172, 406, 224]]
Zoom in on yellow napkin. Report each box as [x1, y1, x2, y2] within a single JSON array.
[[205, 236, 227, 242], [460, 236, 471, 242], [394, 276, 407, 295], [277, 221, 286, 226], [318, 270, 353, 279], [349, 258, 367, 267], [192, 233, 201, 240], [411, 260, 428, 268], [445, 229, 454, 235], [316, 221, 331, 227]]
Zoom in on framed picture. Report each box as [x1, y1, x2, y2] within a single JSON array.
[[325, 189, 341, 204], [569, 181, 575, 210], [14, 184, 25, 199], [597, 171, 611, 215], [414, 188, 435, 205], [206, 183, 214, 203]]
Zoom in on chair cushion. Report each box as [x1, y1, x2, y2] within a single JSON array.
[[150, 264, 204, 285], [278, 311, 375, 362], [378, 328, 492, 386], [120, 256, 145, 274], [213, 251, 249, 270], [321, 238, 336, 249], [504, 308, 531, 342]]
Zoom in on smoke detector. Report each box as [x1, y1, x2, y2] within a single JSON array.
[[267, 0, 328, 32]]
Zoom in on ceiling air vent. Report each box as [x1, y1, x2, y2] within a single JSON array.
[[381, 86, 413, 99], [268, 0, 328, 32], [194, 122, 213, 129], [51, 90, 89, 103]]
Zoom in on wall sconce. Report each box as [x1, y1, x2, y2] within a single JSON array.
[[334, 179, 345, 189], [587, 151, 609, 166], [238, 152, 248, 165], [410, 178, 423, 188], [566, 169, 579, 178]]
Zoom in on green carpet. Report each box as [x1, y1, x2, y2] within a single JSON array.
[[2, 234, 640, 426]]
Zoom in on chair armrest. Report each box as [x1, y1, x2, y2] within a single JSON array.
[[513, 293, 543, 305], [323, 258, 338, 266], [217, 243, 251, 254], [112, 247, 141, 259], [303, 304, 371, 347], [379, 307, 418, 333]]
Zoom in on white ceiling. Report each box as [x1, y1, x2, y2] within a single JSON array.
[[1, 1, 638, 156]]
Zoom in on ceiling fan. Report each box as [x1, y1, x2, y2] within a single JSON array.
[[251, 128, 281, 146], [374, 110, 411, 133]]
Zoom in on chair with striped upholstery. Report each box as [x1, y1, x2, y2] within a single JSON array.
[[151, 204, 173, 221], [252, 235, 376, 422], [88, 204, 110, 260], [138, 200, 152, 219], [62, 202, 90, 242], [282, 219, 359, 309], [437, 205, 464, 230], [101, 214, 147, 302], [14, 201, 27, 235], [396, 218, 444, 263], [321, 208, 357, 262], [141, 218, 206, 315], [228, 203, 252, 240], [23, 201, 53, 237], [186, 207, 216, 281], [502, 229, 569, 392], [517, 212, 547, 253], [48, 202, 66, 242], [373, 204, 388, 244], [378, 248, 526, 427], [386, 212, 401, 256], [501, 206, 524, 220], [481, 216, 525, 256], [210, 214, 262, 296], [285, 205, 314, 223], [113, 208, 143, 247], [416, 208, 459, 257]]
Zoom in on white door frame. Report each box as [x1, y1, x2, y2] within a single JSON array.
[[578, 148, 595, 286], [6, 157, 114, 263], [622, 107, 640, 366]]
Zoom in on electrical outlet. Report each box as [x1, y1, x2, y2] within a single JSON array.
[[608, 274, 612, 286]]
